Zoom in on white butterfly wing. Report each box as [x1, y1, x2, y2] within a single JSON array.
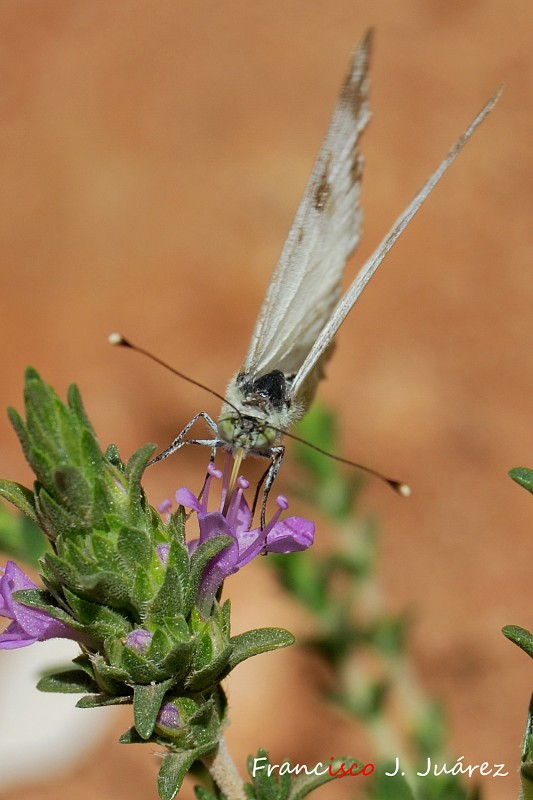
[[291, 85, 504, 398], [242, 30, 372, 379]]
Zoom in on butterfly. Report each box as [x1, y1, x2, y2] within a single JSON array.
[[111, 29, 501, 522]]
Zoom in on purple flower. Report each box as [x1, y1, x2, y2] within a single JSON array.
[[173, 461, 314, 610], [125, 628, 152, 653], [156, 701, 181, 731], [156, 543, 170, 564], [157, 498, 172, 520], [0, 561, 80, 650]]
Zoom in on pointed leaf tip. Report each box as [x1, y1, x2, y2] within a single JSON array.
[[503, 625, 533, 659], [509, 467, 533, 495]]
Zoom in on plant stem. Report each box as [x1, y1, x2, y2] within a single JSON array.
[[204, 736, 247, 800]]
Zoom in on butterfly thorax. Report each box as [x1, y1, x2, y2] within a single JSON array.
[[217, 370, 302, 454]]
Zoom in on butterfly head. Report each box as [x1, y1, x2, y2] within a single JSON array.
[[217, 369, 299, 454]]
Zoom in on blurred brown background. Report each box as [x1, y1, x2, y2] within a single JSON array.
[[0, 2, 531, 799]]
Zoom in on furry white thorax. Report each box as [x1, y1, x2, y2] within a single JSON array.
[[217, 371, 304, 454]]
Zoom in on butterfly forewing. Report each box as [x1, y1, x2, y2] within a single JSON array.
[[241, 30, 372, 381], [118, 32, 501, 519], [290, 84, 504, 399]]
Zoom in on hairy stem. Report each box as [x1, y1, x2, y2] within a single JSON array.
[[204, 737, 247, 800]]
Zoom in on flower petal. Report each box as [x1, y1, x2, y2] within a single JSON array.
[[0, 620, 38, 649], [197, 536, 240, 604], [0, 561, 81, 649], [235, 528, 266, 568], [197, 511, 233, 544], [234, 494, 252, 532], [174, 487, 202, 512], [0, 561, 37, 619], [265, 517, 315, 553]]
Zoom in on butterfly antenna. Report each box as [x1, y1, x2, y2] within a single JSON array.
[[282, 428, 411, 497], [109, 334, 410, 496], [108, 333, 240, 413]]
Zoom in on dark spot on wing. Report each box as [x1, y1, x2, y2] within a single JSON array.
[[350, 153, 363, 186], [341, 72, 366, 120], [313, 160, 331, 212], [340, 30, 371, 119]]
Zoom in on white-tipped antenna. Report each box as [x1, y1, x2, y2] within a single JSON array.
[[108, 332, 124, 346], [109, 333, 410, 496], [281, 427, 411, 497], [108, 332, 239, 410]]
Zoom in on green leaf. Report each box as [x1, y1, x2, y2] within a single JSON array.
[[160, 638, 196, 680], [76, 568, 133, 608], [268, 552, 326, 613], [509, 467, 533, 494], [37, 669, 99, 694], [248, 748, 374, 800], [6, 406, 32, 464], [72, 653, 129, 697], [185, 645, 233, 693], [503, 625, 533, 659], [0, 502, 46, 566], [125, 444, 156, 521], [158, 751, 204, 800], [53, 465, 91, 512], [133, 678, 176, 740], [186, 693, 226, 746], [169, 505, 188, 548], [369, 763, 416, 799], [193, 788, 222, 800], [520, 696, 533, 800], [125, 443, 156, 484], [41, 551, 79, 591], [114, 642, 170, 684], [150, 538, 190, 617], [104, 442, 124, 467], [410, 700, 446, 758], [89, 531, 125, 567], [24, 374, 68, 465], [37, 487, 83, 540], [147, 565, 186, 622], [118, 726, 142, 743], [91, 652, 131, 685], [62, 588, 131, 636], [80, 426, 104, 471], [146, 628, 174, 664], [67, 382, 98, 438], [77, 693, 132, 708], [72, 653, 97, 676], [219, 599, 231, 637], [246, 748, 290, 800], [370, 613, 409, 657], [328, 676, 390, 720], [117, 525, 152, 569], [0, 481, 38, 523], [229, 628, 294, 669]]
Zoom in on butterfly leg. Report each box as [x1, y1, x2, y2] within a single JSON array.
[[253, 446, 285, 529], [147, 412, 222, 465]]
